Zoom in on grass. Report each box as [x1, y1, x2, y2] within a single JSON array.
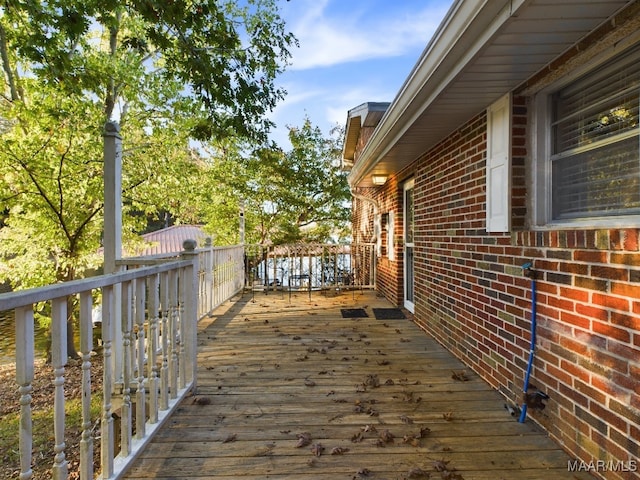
[[0, 357, 104, 479]]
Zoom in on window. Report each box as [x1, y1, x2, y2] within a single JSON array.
[[536, 43, 640, 226], [386, 210, 395, 261]]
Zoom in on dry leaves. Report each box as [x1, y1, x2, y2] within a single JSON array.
[[295, 432, 312, 448], [222, 433, 237, 443], [451, 370, 469, 382], [330, 446, 349, 455], [310, 443, 325, 457], [408, 467, 431, 478]]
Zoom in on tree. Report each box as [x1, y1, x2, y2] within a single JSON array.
[[0, 0, 296, 357], [2, 0, 296, 139], [194, 118, 351, 245]]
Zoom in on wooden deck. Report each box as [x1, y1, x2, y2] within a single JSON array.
[[123, 290, 592, 480]]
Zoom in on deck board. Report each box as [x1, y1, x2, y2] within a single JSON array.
[[122, 291, 593, 480]]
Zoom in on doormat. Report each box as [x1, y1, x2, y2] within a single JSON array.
[[341, 308, 368, 318], [372, 308, 406, 320]]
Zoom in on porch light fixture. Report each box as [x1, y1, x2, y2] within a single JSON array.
[[371, 175, 388, 186]]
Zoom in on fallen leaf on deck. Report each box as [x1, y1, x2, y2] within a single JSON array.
[[364, 374, 380, 388], [441, 471, 465, 479], [296, 432, 312, 448], [222, 433, 237, 443], [192, 396, 211, 405], [331, 446, 349, 455], [403, 435, 420, 447], [354, 467, 371, 477], [433, 460, 450, 472], [451, 370, 469, 381], [408, 467, 430, 478], [400, 415, 414, 424], [379, 429, 394, 443], [310, 443, 325, 457]]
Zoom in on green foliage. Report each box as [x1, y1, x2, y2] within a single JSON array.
[[3, 0, 297, 142], [0, 1, 350, 302], [0, 0, 297, 291], [0, 85, 105, 287], [196, 118, 351, 245]]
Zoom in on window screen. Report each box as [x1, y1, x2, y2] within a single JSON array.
[[551, 44, 640, 220]]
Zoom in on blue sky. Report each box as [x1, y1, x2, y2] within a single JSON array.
[[268, 0, 454, 147]]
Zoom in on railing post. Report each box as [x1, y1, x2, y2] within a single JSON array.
[[204, 237, 213, 316], [181, 239, 199, 391], [103, 121, 123, 391]]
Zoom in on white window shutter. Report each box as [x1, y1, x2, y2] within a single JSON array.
[[486, 93, 511, 232], [387, 210, 395, 261], [374, 213, 382, 256]]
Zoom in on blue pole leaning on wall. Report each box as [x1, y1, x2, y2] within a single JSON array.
[[519, 262, 538, 423]]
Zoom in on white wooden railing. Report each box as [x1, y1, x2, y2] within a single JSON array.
[[118, 239, 245, 319], [0, 239, 245, 480], [244, 242, 377, 292], [0, 240, 374, 479]]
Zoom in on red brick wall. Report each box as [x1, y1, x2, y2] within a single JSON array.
[[397, 104, 639, 479], [350, 4, 640, 475], [351, 178, 405, 306]]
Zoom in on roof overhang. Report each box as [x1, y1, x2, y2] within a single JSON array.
[[346, 0, 634, 187], [342, 102, 390, 172]]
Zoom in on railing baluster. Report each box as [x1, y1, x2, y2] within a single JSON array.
[[78, 291, 94, 480], [147, 275, 159, 424], [159, 271, 169, 410], [178, 267, 186, 390], [120, 280, 133, 457], [101, 286, 114, 478], [51, 297, 68, 479], [168, 269, 178, 400], [135, 279, 147, 439], [15, 305, 34, 480]]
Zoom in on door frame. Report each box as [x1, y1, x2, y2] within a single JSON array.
[[403, 179, 415, 313]]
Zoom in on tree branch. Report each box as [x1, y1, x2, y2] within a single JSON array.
[[0, 22, 20, 101]]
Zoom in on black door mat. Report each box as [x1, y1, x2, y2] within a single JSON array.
[[341, 308, 368, 318], [372, 308, 406, 320]]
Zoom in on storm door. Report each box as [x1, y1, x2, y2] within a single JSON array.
[[403, 179, 415, 313]]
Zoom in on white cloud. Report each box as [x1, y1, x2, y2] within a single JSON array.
[[283, 0, 449, 70]]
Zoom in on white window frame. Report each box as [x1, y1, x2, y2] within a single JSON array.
[[531, 42, 640, 230], [386, 210, 395, 261]]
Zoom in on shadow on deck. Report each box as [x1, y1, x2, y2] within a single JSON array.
[[123, 290, 592, 480]]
